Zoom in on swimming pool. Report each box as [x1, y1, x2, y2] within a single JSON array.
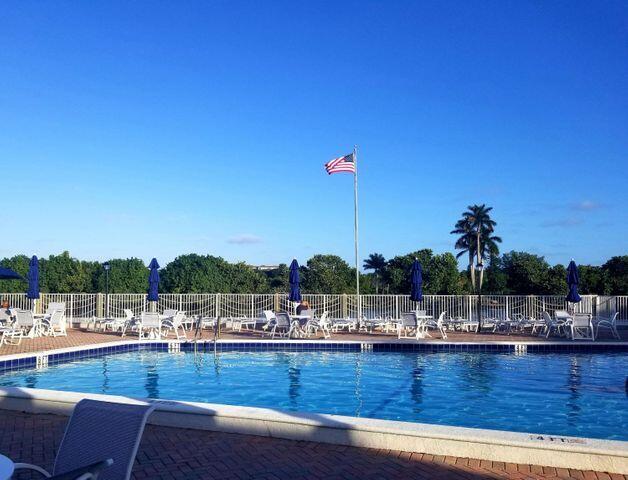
[[1, 349, 626, 441]]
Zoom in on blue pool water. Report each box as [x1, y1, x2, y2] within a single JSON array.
[[1, 351, 626, 440]]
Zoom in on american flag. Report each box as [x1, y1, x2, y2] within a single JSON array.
[[325, 153, 355, 175]]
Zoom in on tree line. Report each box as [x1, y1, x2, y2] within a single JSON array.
[[0, 250, 626, 295]]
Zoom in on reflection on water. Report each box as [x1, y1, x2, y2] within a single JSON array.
[[566, 358, 582, 426], [144, 364, 159, 399], [410, 360, 424, 414], [101, 357, 110, 394]]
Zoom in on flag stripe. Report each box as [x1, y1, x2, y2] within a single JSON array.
[[325, 153, 355, 174]]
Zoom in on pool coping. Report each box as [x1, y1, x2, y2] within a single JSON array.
[[1, 338, 628, 367], [0, 386, 626, 474]]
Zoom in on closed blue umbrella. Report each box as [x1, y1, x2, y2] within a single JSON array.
[[410, 258, 423, 302], [0, 266, 23, 280], [566, 260, 581, 304], [288, 259, 301, 302], [147, 258, 160, 302], [27, 256, 40, 300]]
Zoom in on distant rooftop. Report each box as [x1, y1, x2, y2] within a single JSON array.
[[250, 264, 279, 271]]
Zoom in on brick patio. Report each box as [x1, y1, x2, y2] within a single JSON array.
[[1, 327, 625, 357], [1, 409, 624, 480]]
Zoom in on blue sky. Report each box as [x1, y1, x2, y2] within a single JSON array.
[[1, 1, 626, 268]]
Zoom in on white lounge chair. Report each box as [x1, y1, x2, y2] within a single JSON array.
[[569, 313, 594, 341], [43, 310, 67, 337], [332, 317, 357, 333], [162, 311, 187, 340], [305, 311, 331, 339], [541, 311, 567, 338], [359, 315, 387, 333], [424, 311, 448, 339], [594, 312, 620, 340], [0, 316, 23, 345]]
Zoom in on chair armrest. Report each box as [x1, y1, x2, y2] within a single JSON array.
[[14, 462, 52, 477]]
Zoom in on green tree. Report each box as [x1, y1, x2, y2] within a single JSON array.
[[265, 264, 290, 292], [40, 252, 93, 293], [384, 249, 462, 294], [0, 254, 30, 293], [498, 251, 552, 294], [602, 256, 628, 295], [363, 253, 386, 293], [578, 265, 605, 294], [160, 254, 268, 293], [93, 258, 150, 293], [301, 255, 354, 294]]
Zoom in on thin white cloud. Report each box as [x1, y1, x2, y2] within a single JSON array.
[[572, 200, 602, 211], [540, 218, 583, 228], [227, 234, 263, 245]]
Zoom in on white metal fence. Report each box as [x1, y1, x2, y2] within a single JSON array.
[[1, 293, 627, 327]]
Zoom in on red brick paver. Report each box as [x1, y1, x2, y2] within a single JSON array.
[[1, 410, 625, 480]]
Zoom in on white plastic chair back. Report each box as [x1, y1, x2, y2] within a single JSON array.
[[573, 313, 591, 328], [416, 310, 427, 317], [401, 312, 417, 328], [275, 312, 291, 328], [141, 312, 161, 329], [541, 311, 553, 324], [49, 310, 64, 328], [46, 302, 66, 315], [555, 310, 572, 322], [123, 309, 135, 320], [319, 311, 329, 327], [162, 309, 177, 318], [170, 312, 185, 327], [16, 310, 35, 327], [263, 310, 276, 322], [437, 311, 447, 328]]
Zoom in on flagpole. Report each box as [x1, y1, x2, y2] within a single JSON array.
[[353, 145, 360, 321]]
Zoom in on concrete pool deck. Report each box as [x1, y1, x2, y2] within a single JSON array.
[[1, 408, 626, 480]]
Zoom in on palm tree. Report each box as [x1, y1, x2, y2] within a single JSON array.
[[363, 253, 387, 294], [451, 205, 502, 291]]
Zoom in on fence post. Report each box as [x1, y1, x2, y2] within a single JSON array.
[[274, 293, 279, 311], [505, 296, 509, 320], [96, 294, 104, 318], [342, 294, 348, 318], [395, 295, 399, 320], [215, 293, 220, 319]]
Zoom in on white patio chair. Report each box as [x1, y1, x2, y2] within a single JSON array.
[[13, 398, 155, 480], [162, 311, 187, 340], [541, 311, 566, 338], [398, 312, 419, 339], [270, 312, 292, 338], [14, 309, 40, 338], [594, 312, 620, 340], [305, 311, 331, 339], [120, 309, 139, 337], [569, 313, 594, 341], [102, 309, 134, 334], [138, 312, 162, 340], [424, 311, 448, 339], [0, 319, 23, 346], [43, 309, 67, 337], [261, 310, 276, 335]]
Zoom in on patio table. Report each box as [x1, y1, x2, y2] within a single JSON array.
[[0, 454, 14, 480]]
